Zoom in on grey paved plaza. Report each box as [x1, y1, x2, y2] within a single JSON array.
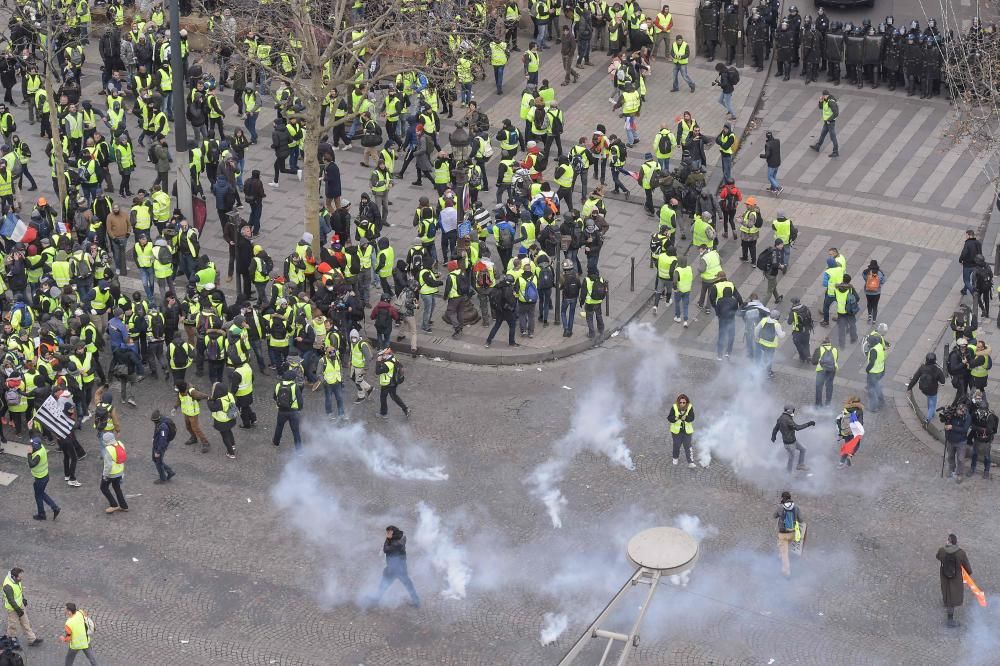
[[2, 1, 999, 663]]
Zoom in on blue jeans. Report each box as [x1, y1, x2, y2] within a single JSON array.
[[925, 393, 938, 423], [759, 345, 776, 373], [33, 476, 59, 516], [460, 82, 473, 105], [562, 298, 576, 332], [673, 291, 690, 320], [244, 113, 258, 142], [539, 288, 553, 322], [138, 266, 154, 301], [767, 166, 781, 190], [248, 200, 263, 234], [273, 411, 303, 450], [782, 245, 791, 266], [324, 382, 345, 417], [720, 154, 732, 183], [536, 23, 548, 45], [236, 158, 245, 187], [163, 91, 173, 120], [817, 120, 839, 152], [672, 63, 694, 90], [421, 294, 435, 330], [717, 317, 735, 356], [493, 65, 505, 92], [719, 91, 735, 116], [962, 265, 975, 294], [625, 117, 638, 145], [657, 158, 670, 172], [289, 147, 300, 171], [866, 372, 884, 411], [153, 454, 174, 481]]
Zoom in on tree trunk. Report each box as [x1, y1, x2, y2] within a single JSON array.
[[44, 58, 67, 219], [303, 75, 323, 258]]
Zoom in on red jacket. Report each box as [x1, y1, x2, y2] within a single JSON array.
[[370, 301, 400, 324], [718, 184, 742, 211]]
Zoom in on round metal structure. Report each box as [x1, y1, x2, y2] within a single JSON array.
[[626, 527, 699, 575]]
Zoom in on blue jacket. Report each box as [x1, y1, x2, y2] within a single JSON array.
[[153, 420, 171, 454], [821, 257, 837, 289], [211, 176, 232, 210], [107, 316, 127, 349]]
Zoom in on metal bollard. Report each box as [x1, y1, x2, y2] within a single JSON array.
[[630, 257, 635, 292]]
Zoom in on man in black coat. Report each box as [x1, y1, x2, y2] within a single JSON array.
[[907, 352, 946, 424], [959, 229, 982, 295], [936, 534, 972, 627], [235, 224, 254, 302], [771, 404, 815, 472], [370, 526, 421, 608], [760, 131, 782, 194]]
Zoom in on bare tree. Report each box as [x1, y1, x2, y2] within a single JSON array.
[[199, 0, 492, 254]]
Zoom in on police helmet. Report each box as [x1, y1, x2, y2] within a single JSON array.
[[885, 15, 894, 26], [830, 20, 842, 31], [910, 19, 920, 30], [896, 28, 906, 37], [817, 7, 824, 14], [867, 26, 875, 35], [789, 4, 798, 14], [862, 18, 871, 29], [877, 23, 885, 34], [905, 31, 915, 42], [928, 18, 937, 29], [844, 21, 854, 32]]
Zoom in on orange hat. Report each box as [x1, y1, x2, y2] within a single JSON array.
[[317, 262, 332, 273], [447, 260, 459, 271], [745, 196, 757, 206], [37, 197, 47, 206]]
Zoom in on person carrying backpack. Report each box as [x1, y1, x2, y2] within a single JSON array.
[[444, 260, 469, 338], [834, 275, 860, 349], [273, 370, 304, 451], [100, 432, 129, 513], [787, 297, 813, 363], [370, 294, 401, 350], [907, 352, 947, 425], [811, 337, 838, 407], [375, 348, 409, 419], [861, 259, 887, 323], [150, 409, 176, 483], [936, 534, 973, 627], [515, 266, 540, 338], [773, 491, 804, 577], [485, 274, 519, 348]]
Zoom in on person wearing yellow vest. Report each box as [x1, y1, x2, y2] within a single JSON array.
[[771, 210, 795, 265], [579, 268, 607, 342], [863, 330, 887, 413], [671, 257, 693, 325], [62, 602, 98, 665], [820, 255, 845, 327], [231, 361, 257, 429], [523, 42, 541, 87], [666, 394, 695, 467], [695, 245, 722, 314], [754, 307, 785, 377], [273, 370, 304, 450], [671, 34, 696, 93], [489, 39, 509, 94], [3, 567, 40, 646], [812, 337, 839, 407], [27, 436, 59, 521], [653, 242, 676, 314], [652, 5, 674, 59], [376, 348, 409, 418], [317, 345, 346, 420], [208, 381, 238, 459], [348, 329, 374, 402], [809, 91, 840, 158], [100, 431, 129, 512], [174, 381, 211, 451]]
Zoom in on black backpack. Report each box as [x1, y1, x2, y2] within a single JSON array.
[[941, 551, 959, 579], [270, 318, 287, 339], [538, 265, 555, 290], [163, 417, 177, 441], [94, 403, 110, 430], [171, 343, 189, 367], [727, 66, 741, 85], [793, 305, 813, 331], [591, 278, 608, 300], [394, 360, 405, 384], [205, 336, 222, 361], [756, 248, 773, 272], [375, 306, 392, 331], [275, 382, 294, 410], [456, 272, 472, 297]]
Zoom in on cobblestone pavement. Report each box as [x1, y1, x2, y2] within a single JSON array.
[[1, 333, 997, 665]]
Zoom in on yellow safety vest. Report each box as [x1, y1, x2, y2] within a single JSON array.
[[669, 403, 693, 434]]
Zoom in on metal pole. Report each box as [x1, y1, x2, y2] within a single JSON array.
[[629, 256, 634, 292], [169, 0, 193, 222]]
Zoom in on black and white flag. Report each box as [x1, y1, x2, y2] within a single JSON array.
[[31, 395, 74, 439]]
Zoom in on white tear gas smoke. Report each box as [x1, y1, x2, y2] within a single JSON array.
[[310, 421, 449, 481], [625, 322, 680, 416], [539, 612, 569, 645], [669, 514, 718, 587], [963, 602, 1000, 666], [525, 384, 635, 528], [415, 502, 472, 600]]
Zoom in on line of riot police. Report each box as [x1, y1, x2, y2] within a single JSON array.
[[698, 0, 971, 100]]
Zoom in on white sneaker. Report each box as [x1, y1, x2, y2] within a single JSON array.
[[297, 169, 303, 181], [672, 458, 678, 465], [268, 182, 279, 188], [68, 480, 81, 487], [683, 320, 689, 328], [673, 316, 681, 323], [652, 305, 658, 315], [688, 462, 697, 469], [64, 476, 70, 481]]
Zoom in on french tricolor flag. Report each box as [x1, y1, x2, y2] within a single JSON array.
[[0, 213, 36, 243]]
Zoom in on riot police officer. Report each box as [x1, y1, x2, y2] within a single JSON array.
[[825, 21, 845, 85], [776, 20, 796, 80], [786, 5, 802, 68], [883, 28, 904, 90], [721, 4, 741, 65], [815, 8, 829, 69], [844, 23, 864, 87], [903, 32, 922, 96], [747, 7, 769, 71], [862, 25, 883, 89], [801, 18, 821, 83], [699, 0, 722, 61], [922, 35, 943, 99]]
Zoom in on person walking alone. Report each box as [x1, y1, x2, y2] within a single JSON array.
[[812, 338, 838, 407], [62, 602, 98, 665], [150, 410, 176, 483], [3, 567, 42, 646], [809, 90, 840, 158], [376, 348, 410, 419], [760, 130, 782, 194], [369, 526, 421, 608], [771, 404, 814, 473], [99, 432, 128, 514], [907, 353, 946, 425], [774, 491, 803, 577], [273, 370, 304, 451], [936, 534, 972, 628]]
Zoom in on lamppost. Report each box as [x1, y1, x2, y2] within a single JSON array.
[[168, 0, 192, 222]]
